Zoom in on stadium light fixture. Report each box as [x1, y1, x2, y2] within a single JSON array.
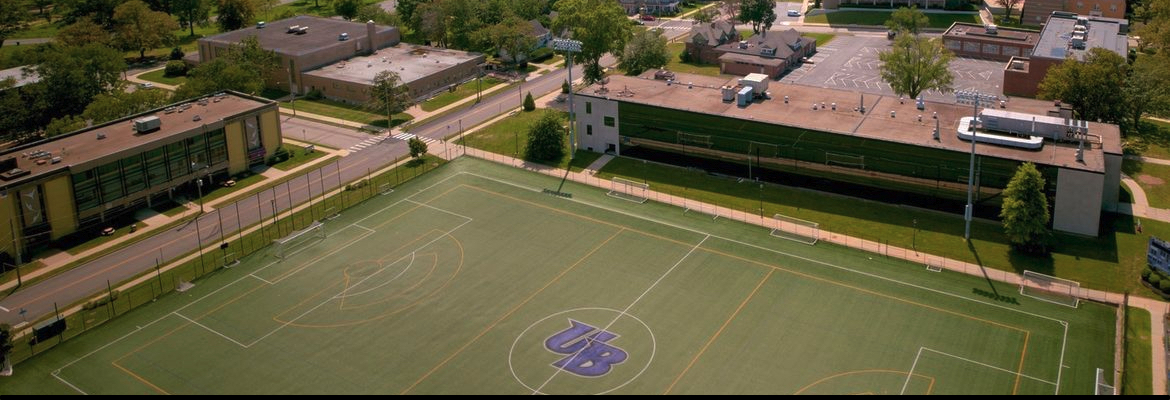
[[955, 90, 999, 241], [553, 38, 583, 159]]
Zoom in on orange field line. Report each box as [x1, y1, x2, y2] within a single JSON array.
[[1013, 331, 1030, 394], [112, 360, 171, 395], [664, 269, 774, 394]]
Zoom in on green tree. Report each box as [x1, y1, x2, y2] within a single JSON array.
[[334, 0, 362, 20], [525, 110, 564, 161], [523, 91, 536, 111], [114, 0, 180, 60], [174, 36, 279, 98], [44, 114, 88, 137], [618, 28, 669, 76], [1037, 48, 1127, 124], [0, 324, 12, 365], [562, 79, 570, 94], [490, 16, 536, 62], [32, 0, 54, 22], [443, 0, 484, 50], [885, 6, 929, 35], [0, 0, 32, 49], [737, 0, 776, 34], [356, 4, 403, 26], [1124, 54, 1170, 132], [368, 70, 414, 126], [216, 0, 256, 32], [31, 43, 127, 120], [995, 0, 1023, 23], [408, 136, 428, 158], [412, 1, 449, 47], [553, 0, 632, 84], [1137, 0, 1170, 53], [57, 18, 113, 47], [720, 0, 740, 22], [694, 8, 715, 24], [878, 34, 954, 100], [397, 0, 422, 23], [173, 0, 211, 37], [60, 0, 123, 27], [82, 89, 174, 125], [1000, 163, 1050, 254]]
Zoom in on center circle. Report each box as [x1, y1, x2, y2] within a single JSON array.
[[508, 307, 655, 395]]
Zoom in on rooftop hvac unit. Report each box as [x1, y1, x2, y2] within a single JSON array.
[[985, 24, 998, 34], [133, 116, 161, 133], [738, 41, 748, 49]]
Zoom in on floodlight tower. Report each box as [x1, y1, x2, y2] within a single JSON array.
[[553, 38, 583, 160], [955, 90, 999, 241]]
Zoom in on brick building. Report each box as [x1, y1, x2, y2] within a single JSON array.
[[942, 23, 1040, 61], [300, 45, 485, 104], [1003, 13, 1128, 97], [686, 25, 815, 79], [1019, 0, 1125, 25], [685, 21, 740, 64]]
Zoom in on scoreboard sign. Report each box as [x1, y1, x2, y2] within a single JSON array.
[[1151, 237, 1170, 275]]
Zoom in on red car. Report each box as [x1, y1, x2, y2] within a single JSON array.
[[640, 14, 656, 21]]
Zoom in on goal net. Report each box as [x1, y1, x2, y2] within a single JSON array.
[[825, 152, 865, 170], [1094, 368, 1115, 395], [270, 221, 327, 260], [749, 141, 781, 159], [771, 214, 819, 245], [678, 132, 713, 148], [1020, 270, 1081, 308], [607, 177, 649, 204]]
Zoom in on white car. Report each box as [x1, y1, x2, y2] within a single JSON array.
[[138, 82, 155, 90], [787, 10, 801, 17]]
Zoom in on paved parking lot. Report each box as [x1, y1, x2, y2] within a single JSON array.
[[781, 35, 1006, 103]]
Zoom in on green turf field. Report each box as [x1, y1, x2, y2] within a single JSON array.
[[0, 158, 1115, 395]]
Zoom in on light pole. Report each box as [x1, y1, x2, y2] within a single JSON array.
[[552, 38, 583, 161], [955, 90, 998, 241], [196, 178, 205, 214], [912, 218, 918, 251]]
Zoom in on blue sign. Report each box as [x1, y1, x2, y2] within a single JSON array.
[[1150, 237, 1170, 275]]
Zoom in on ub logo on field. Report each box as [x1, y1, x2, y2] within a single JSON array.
[[544, 319, 628, 377]]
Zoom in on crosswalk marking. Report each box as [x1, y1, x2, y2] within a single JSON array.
[[348, 133, 389, 152], [392, 132, 436, 144]]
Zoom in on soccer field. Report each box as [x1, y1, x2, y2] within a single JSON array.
[[0, 158, 1115, 395]]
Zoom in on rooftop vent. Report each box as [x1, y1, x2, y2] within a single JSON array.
[[339, 32, 349, 41], [287, 25, 301, 33], [985, 24, 998, 34], [738, 40, 748, 49], [760, 47, 776, 56], [257, 21, 266, 29]]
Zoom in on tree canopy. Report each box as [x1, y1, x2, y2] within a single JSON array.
[[113, 0, 180, 59], [738, 0, 776, 34], [216, 0, 256, 32], [334, 0, 363, 21], [618, 28, 669, 76], [885, 6, 929, 35], [0, 0, 32, 49], [408, 136, 428, 158], [553, 0, 632, 84], [175, 36, 279, 98], [525, 110, 565, 161], [878, 34, 954, 100], [1037, 48, 1127, 124], [368, 70, 414, 123], [174, 0, 211, 37], [1000, 163, 1050, 254]]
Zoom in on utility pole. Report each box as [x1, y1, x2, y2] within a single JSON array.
[[955, 90, 998, 241], [552, 38, 584, 160]]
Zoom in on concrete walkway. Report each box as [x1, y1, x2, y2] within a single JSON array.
[[5, 141, 346, 293], [434, 146, 1167, 395], [126, 66, 178, 91], [1129, 154, 1170, 167]]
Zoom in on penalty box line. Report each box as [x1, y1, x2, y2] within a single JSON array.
[[900, 347, 1057, 395]]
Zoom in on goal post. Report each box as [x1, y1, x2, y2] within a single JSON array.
[[678, 132, 714, 148], [1094, 368, 1115, 395], [607, 177, 649, 204], [1020, 270, 1081, 308], [270, 221, 328, 260], [825, 152, 865, 170], [771, 213, 819, 245]]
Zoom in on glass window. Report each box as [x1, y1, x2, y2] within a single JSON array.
[[963, 41, 980, 52], [587, 125, 593, 135], [166, 141, 187, 177], [97, 161, 124, 202], [145, 147, 169, 186], [982, 43, 1000, 55], [207, 129, 228, 165], [1002, 46, 1020, 57], [586, 102, 592, 114], [604, 116, 615, 127], [72, 170, 100, 212], [122, 154, 146, 194], [945, 40, 961, 50]]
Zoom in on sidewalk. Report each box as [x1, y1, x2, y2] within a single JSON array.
[[126, 66, 178, 91], [445, 147, 1168, 395], [2, 140, 346, 293]]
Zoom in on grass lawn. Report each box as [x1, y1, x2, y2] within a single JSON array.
[[665, 42, 727, 77], [595, 156, 1170, 298], [458, 109, 601, 172], [284, 98, 413, 128], [271, 144, 332, 171], [420, 77, 505, 112], [804, 11, 981, 28], [1130, 119, 1170, 160], [1124, 159, 1170, 209], [10, 19, 60, 39], [201, 171, 267, 204], [806, 32, 837, 46], [1122, 307, 1153, 395], [138, 68, 188, 86]]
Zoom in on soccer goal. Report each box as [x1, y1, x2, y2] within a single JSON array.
[[771, 213, 820, 245], [1020, 270, 1081, 308], [1094, 368, 1115, 395], [825, 152, 866, 170], [379, 183, 394, 195], [607, 177, 649, 204], [270, 221, 327, 260], [678, 132, 714, 148], [749, 141, 781, 159]]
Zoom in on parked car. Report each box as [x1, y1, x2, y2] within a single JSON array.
[[641, 14, 656, 21], [787, 10, 801, 17], [138, 82, 155, 90]]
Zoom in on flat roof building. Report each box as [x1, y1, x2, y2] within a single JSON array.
[[0, 92, 282, 254], [1004, 12, 1129, 97], [574, 72, 1122, 236], [196, 15, 401, 94], [301, 44, 485, 104], [1019, 0, 1126, 25], [943, 23, 1041, 62]]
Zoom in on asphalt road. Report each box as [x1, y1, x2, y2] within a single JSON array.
[[0, 59, 587, 326]]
